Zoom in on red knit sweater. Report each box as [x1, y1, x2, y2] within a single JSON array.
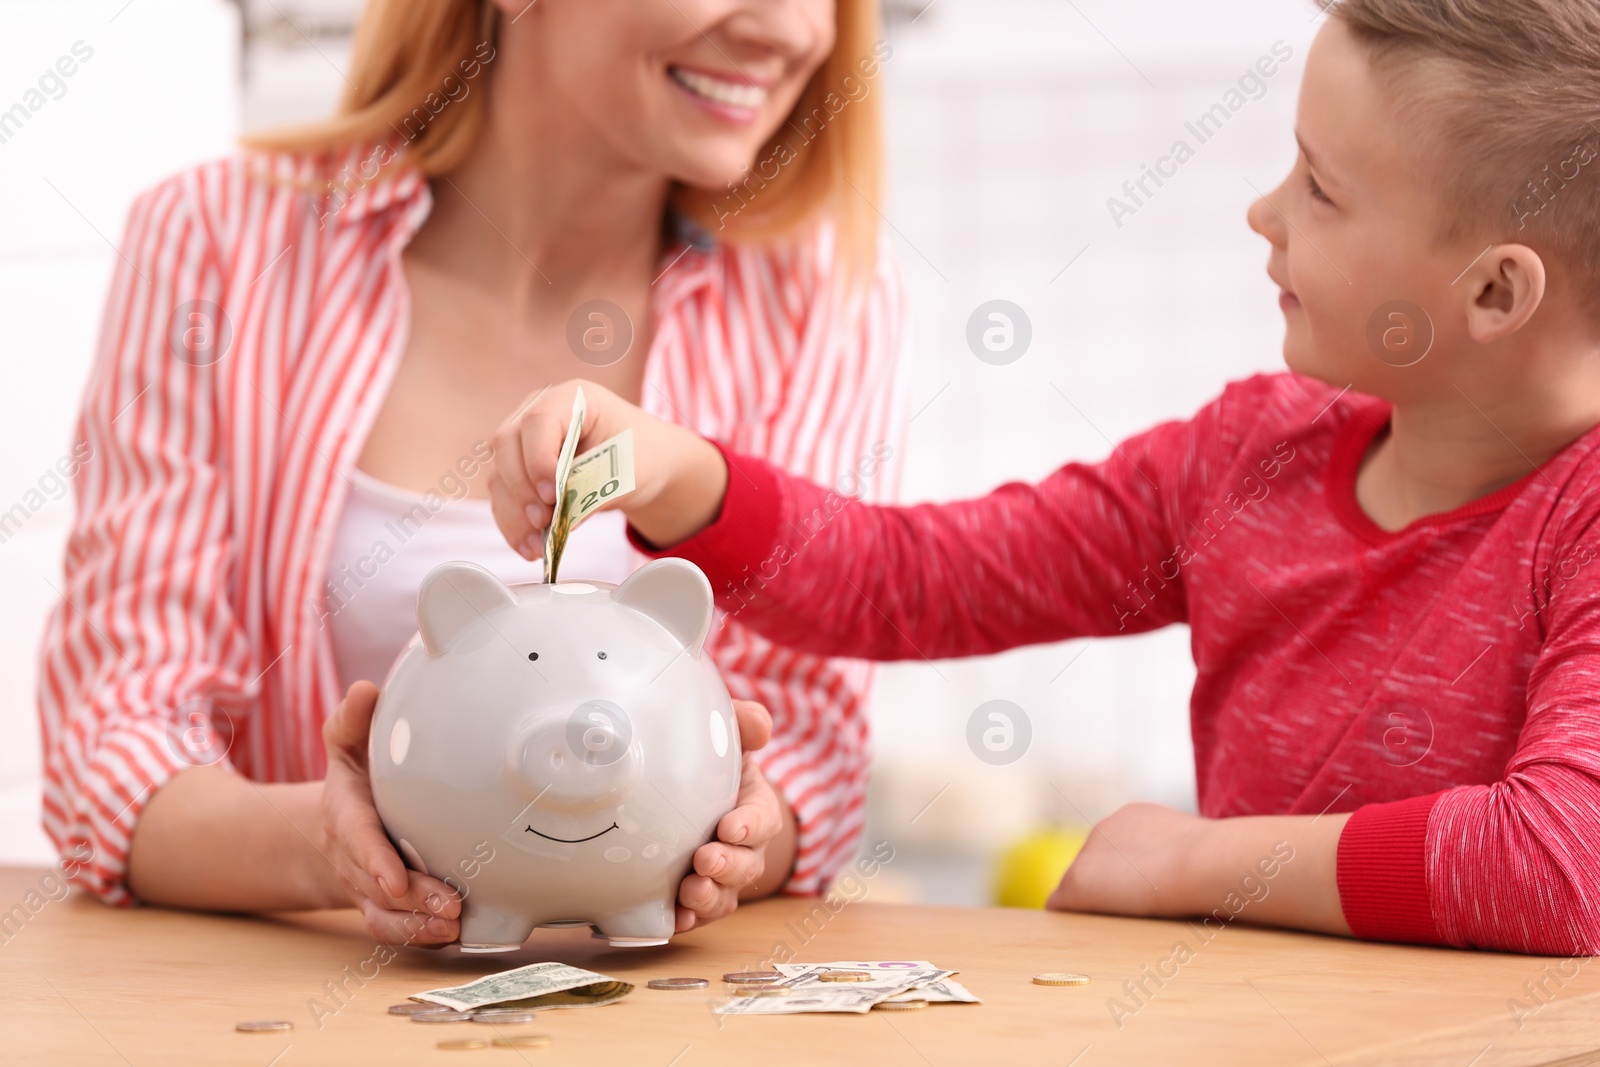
[[630, 373, 1600, 955]]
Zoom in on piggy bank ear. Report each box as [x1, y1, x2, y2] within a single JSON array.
[[613, 558, 714, 655], [417, 562, 518, 656]]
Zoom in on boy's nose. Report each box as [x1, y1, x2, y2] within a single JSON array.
[[1247, 192, 1287, 249]]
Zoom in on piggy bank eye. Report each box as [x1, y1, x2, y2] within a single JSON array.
[[597, 651, 607, 660], [527, 652, 539, 662]]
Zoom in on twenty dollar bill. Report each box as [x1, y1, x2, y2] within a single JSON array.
[[542, 385, 636, 583]]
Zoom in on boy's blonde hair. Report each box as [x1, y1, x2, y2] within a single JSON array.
[[1333, 0, 1600, 298]]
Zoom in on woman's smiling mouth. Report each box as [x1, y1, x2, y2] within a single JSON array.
[[668, 65, 769, 124]]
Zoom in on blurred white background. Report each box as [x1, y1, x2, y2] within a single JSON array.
[[0, 0, 1319, 903]]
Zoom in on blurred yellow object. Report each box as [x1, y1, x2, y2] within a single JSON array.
[[993, 826, 1090, 909]]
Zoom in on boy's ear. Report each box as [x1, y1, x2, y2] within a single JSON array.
[[1463, 244, 1546, 345]]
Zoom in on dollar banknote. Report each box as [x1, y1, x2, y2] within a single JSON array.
[[714, 965, 953, 1015], [777, 962, 981, 1004], [541, 386, 586, 584], [413, 962, 633, 1012], [883, 978, 981, 1004], [542, 385, 636, 583]]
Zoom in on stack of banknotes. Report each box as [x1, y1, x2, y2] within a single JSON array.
[[406, 960, 981, 1018], [714, 961, 981, 1015]]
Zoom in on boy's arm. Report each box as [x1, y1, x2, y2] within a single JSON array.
[[494, 380, 1267, 663], [1044, 802, 1354, 937], [626, 430, 1201, 661], [1051, 525, 1600, 956], [1328, 570, 1600, 956]]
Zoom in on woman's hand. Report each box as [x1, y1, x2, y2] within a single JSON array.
[[675, 699, 795, 932], [488, 379, 728, 560], [322, 681, 463, 945]]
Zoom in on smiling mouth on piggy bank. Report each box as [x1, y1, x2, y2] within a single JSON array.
[[524, 822, 620, 844]]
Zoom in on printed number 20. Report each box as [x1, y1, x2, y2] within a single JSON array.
[[580, 479, 621, 512]]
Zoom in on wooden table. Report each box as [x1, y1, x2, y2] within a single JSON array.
[[3, 866, 1600, 1066]]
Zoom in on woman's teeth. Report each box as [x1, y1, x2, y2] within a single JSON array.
[[670, 67, 767, 109]]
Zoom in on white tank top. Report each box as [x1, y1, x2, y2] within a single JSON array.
[[326, 467, 639, 691]]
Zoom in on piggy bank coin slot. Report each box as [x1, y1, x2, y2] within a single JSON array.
[[550, 583, 597, 595]]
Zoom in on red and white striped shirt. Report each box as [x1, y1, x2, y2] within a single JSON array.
[[36, 148, 907, 905]]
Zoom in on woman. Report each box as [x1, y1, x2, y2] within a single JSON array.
[[37, 0, 905, 944]]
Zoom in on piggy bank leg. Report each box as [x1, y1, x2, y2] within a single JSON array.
[[592, 899, 674, 947], [458, 903, 536, 953]]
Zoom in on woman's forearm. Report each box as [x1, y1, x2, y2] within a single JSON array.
[[130, 763, 795, 911], [127, 764, 347, 912]]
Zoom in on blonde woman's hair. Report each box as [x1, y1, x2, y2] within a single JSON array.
[[244, 0, 886, 280], [1332, 0, 1600, 298]]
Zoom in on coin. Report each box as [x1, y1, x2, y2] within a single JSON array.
[[470, 1011, 536, 1024], [438, 1038, 489, 1051], [723, 970, 783, 984], [1032, 973, 1091, 986], [493, 1035, 554, 1049], [412, 1010, 475, 1023], [647, 977, 710, 990], [818, 971, 873, 983], [388, 1002, 439, 1015], [730, 985, 789, 997], [235, 1020, 293, 1032], [873, 999, 928, 1011]]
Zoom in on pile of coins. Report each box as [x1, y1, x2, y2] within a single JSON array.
[[718, 970, 786, 998], [392, 1003, 539, 1025], [721, 971, 782, 985], [389, 1000, 551, 1051], [873, 999, 928, 1012], [435, 1036, 553, 1051], [1032, 973, 1091, 987]]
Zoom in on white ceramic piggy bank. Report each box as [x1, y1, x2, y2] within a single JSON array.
[[369, 558, 740, 950]]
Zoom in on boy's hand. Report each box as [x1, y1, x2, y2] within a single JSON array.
[[322, 681, 462, 945], [676, 699, 792, 931], [1047, 803, 1353, 937], [488, 379, 729, 560], [1046, 802, 1201, 917]]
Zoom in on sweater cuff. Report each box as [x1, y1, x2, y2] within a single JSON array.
[[625, 440, 786, 601], [1335, 792, 1444, 944]]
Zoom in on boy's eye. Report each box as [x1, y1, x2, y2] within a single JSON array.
[[1307, 173, 1333, 205]]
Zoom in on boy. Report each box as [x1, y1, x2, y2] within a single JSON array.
[[493, 0, 1600, 955]]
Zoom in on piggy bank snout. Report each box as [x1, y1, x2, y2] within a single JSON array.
[[515, 700, 640, 812]]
